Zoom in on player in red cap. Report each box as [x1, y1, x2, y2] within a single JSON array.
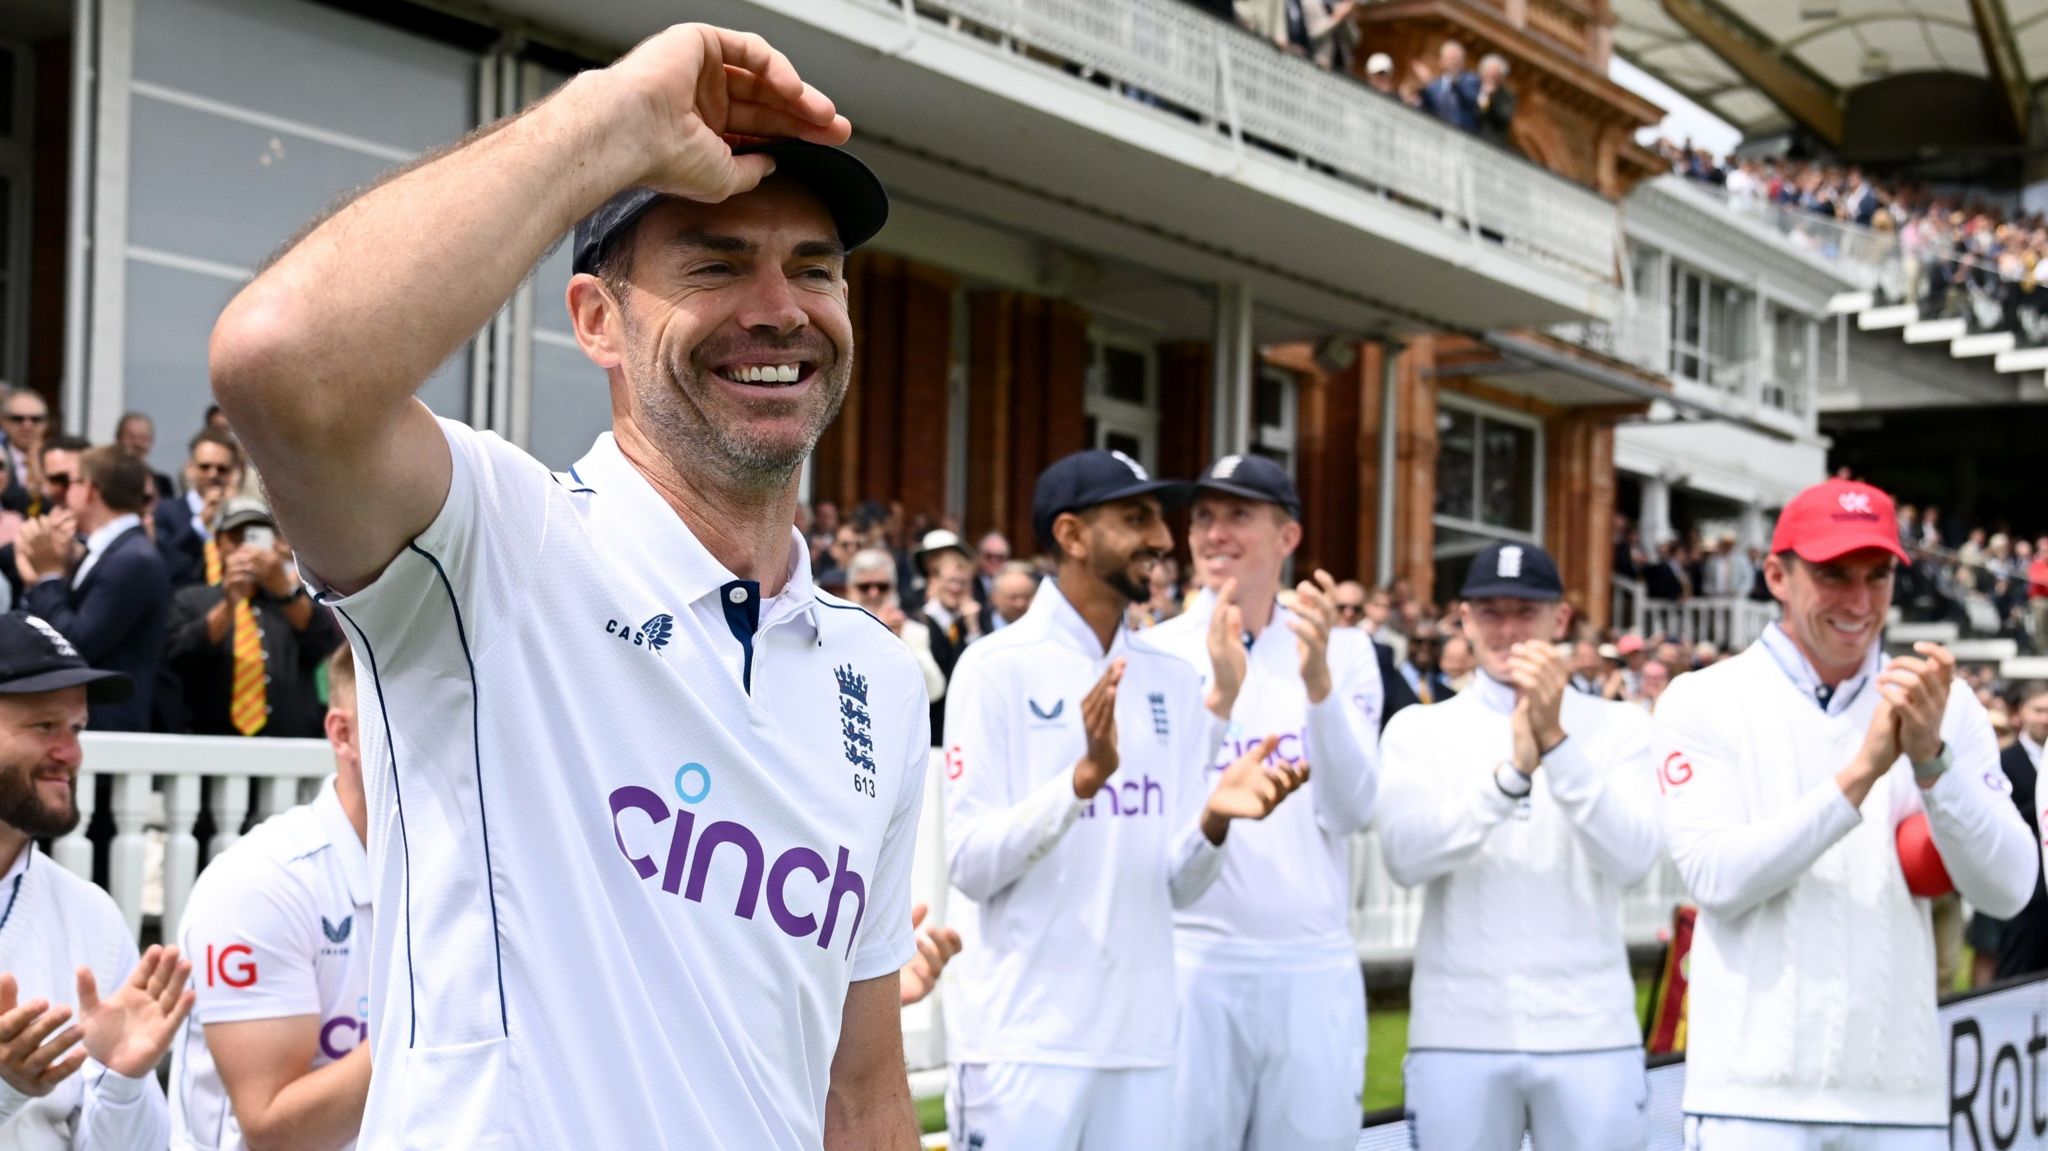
[[1656, 478, 2038, 1149]]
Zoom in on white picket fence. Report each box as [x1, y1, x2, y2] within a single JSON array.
[[60, 736, 1691, 1077], [1612, 577, 1779, 652]]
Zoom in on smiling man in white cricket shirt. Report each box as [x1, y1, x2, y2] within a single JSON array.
[[171, 644, 371, 1151], [0, 611, 195, 1150], [1377, 541, 1662, 1150], [941, 450, 1311, 1151], [1658, 478, 2036, 1150], [209, 26, 930, 1148], [1145, 454, 1382, 1151]]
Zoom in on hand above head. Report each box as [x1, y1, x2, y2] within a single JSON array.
[[1073, 660, 1125, 800], [1201, 734, 1311, 843], [0, 974, 88, 1098], [1878, 641, 1955, 766], [1287, 569, 1339, 704], [898, 903, 963, 1007], [1205, 579, 1247, 719], [601, 24, 851, 203], [78, 945, 195, 1080]]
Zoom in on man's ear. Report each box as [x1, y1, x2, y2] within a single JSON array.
[[566, 274, 628, 370]]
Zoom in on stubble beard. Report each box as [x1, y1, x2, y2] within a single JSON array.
[[0, 762, 80, 840], [629, 336, 852, 497]]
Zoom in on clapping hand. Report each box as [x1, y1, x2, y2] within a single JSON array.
[[1288, 570, 1339, 704], [1201, 733, 1311, 843], [1507, 641, 1569, 775], [898, 903, 963, 1007], [1205, 579, 1246, 719], [79, 945, 195, 1079], [1878, 642, 1955, 766], [1072, 660, 1124, 800]]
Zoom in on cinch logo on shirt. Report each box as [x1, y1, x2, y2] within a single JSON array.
[[604, 613, 675, 654], [319, 1010, 368, 1060], [1079, 774, 1167, 819], [1211, 726, 1304, 775], [607, 769, 870, 958]]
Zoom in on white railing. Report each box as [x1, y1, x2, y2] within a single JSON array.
[[1613, 576, 1778, 651], [70, 738, 1687, 1063], [1663, 176, 1901, 296], [868, 0, 1619, 283]]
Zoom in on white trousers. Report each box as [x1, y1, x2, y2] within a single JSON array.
[[946, 1062, 1172, 1151], [1684, 1116, 1944, 1150], [1403, 1047, 1647, 1151], [1169, 960, 1366, 1151]]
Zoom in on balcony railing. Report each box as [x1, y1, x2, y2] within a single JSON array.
[[881, 0, 1620, 283], [1664, 177, 1900, 293], [1612, 576, 1779, 651]]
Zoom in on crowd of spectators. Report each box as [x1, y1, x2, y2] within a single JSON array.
[[0, 389, 340, 744], [1170, 1, 1518, 149], [1662, 141, 2048, 343]]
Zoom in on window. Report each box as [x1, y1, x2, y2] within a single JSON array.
[[1763, 305, 1813, 416], [0, 42, 27, 390], [1667, 262, 1755, 395], [1432, 398, 1542, 597], [116, 0, 480, 474], [1251, 365, 1297, 472], [1085, 333, 1157, 471]]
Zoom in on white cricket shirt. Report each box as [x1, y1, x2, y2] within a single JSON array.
[[940, 579, 1226, 1068], [1659, 626, 2036, 1127], [1378, 672, 1662, 1053], [1147, 589, 1381, 967], [0, 845, 169, 1151], [170, 776, 372, 1151], [318, 422, 927, 1149]]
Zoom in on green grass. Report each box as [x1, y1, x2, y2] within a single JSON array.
[[918, 1092, 946, 1135]]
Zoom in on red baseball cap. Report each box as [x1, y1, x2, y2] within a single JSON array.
[[1770, 479, 1910, 564]]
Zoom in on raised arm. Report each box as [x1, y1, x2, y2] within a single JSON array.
[[208, 25, 849, 593]]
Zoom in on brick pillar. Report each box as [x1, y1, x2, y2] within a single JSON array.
[[1393, 340, 1441, 603], [814, 253, 957, 522], [1294, 345, 1367, 579], [1545, 411, 1617, 629], [966, 291, 1090, 554]]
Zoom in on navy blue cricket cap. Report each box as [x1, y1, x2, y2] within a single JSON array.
[[1191, 453, 1301, 519], [1032, 451, 1191, 551], [571, 140, 890, 277], [1460, 541, 1564, 601], [0, 612, 134, 703]]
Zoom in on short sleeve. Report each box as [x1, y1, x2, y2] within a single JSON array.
[[316, 418, 554, 658], [849, 671, 931, 983], [178, 862, 322, 1025]]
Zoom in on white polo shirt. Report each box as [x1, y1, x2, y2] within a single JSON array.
[[1147, 589, 1382, 967], [940, 579, 1226, 1068], [319, 422, 927, 1149], [170, 776, 371, 1151]]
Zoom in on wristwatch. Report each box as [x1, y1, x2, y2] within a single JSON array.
[[1493, 760, 1533, 799], [1910, 742, 1951, 786]]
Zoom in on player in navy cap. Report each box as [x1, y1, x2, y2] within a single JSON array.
[[941, 449, 1310, 1151], [1376, 542, 1663, 1149], [1147, 454, 1385, 1151]]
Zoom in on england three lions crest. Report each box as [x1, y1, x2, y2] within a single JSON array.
[[836, 664, 877, 775]]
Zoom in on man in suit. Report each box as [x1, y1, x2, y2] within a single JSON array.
[[1414, 40, 1480, 133], [14, 446, 170, 732], [1474, 53, 1516, 149], [0, 434, 89, 609], [164, 498, 339, 738], [0, 387, 51, 516], [1980, 683, 2048, 979], [116, 410, 180, 501]]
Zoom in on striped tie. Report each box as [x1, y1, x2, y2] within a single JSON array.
[[204, 538, 222, 586], [229, 599, 267, 736]]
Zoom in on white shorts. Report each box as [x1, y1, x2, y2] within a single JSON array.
[[946, 1062, 1172, 1151], [1403, 1047, 1647, 1151], [1169, 959, 1366, 1151], [1683, 1116, 1944, 1150]]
